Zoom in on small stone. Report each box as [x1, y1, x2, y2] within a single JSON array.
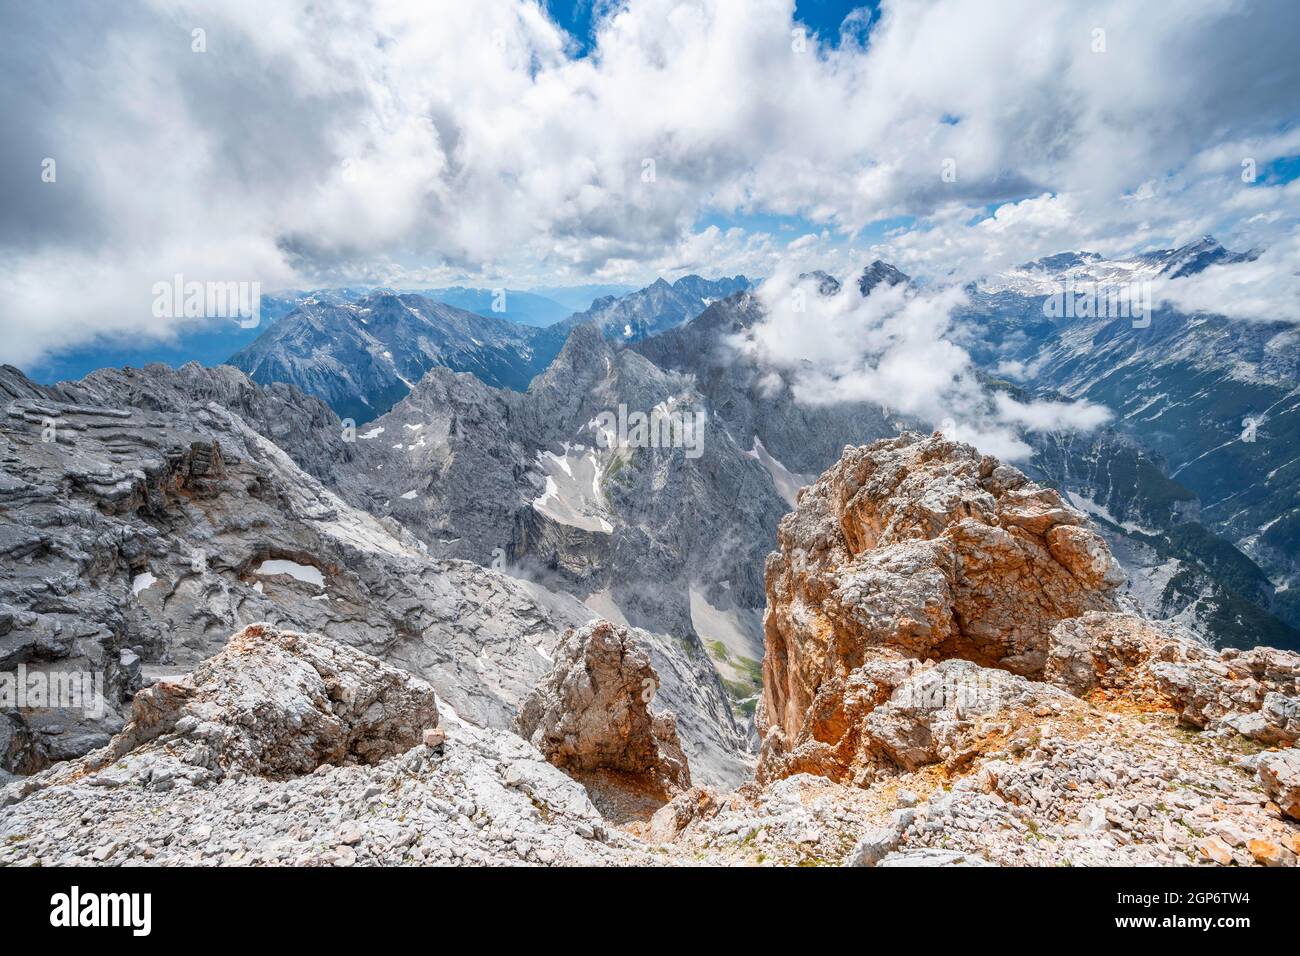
[[896, 789, 918, 808], [1079, 805, 1109, 833], [1247, 839, 1293, 868], [423, 727, 446, 748], [1198, 836, 1233, 865]]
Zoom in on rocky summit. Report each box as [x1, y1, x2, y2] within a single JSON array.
[[3, 431, 1297, 867]]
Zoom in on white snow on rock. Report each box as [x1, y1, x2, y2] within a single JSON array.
[[744, 436, 810, 509], [131, 571, 158, 596], [359, 426, 385, 440], [400, 490, 419, 500], [255, 559, 325, 588], [530, 445, 613, 534]]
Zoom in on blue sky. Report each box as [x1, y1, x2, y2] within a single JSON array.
[[548, 1, 880, 55]]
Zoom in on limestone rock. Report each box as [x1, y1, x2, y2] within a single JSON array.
[[758, 433, 1121, 784], [0, 362, 747, 786], [647, 787, 721, 844], [10, 623, 436, 799], [1258, 749, 1300, 820], [1045, 611, 1178, 697], [1247, 838, 1295, 867], [1147, 643, 1300, 745], [515, 620, 691, 796], [875, 848, 995, 867]]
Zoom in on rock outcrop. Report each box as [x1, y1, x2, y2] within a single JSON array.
[[0, 625, 644, 866], [758, 432, 1300, 787], [515, 621, 691, 797], [0, 362, 747, 787], [758, 432, 1125, 783], [120, 623, 439, 778], [1047, 611, 1300, 745], [5, 624, 438, 802], [1259, 750, 1300, 820]]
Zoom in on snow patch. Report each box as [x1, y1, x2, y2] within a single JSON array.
[[745, 436, 810, 509], [131, 572, 157, 596], [255, 559, 325, 588]]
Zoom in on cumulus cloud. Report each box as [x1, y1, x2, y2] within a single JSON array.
[[2, 0, 1299, 364], [733, 268, 1112, 460]]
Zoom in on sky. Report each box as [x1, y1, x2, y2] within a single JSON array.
[[3, 0, 1300, 371]]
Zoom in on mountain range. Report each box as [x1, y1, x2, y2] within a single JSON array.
[[226, 275, 752, 424], [213, 237, 1300, 714], [6, 238, 1298, 764], [4, 240, 1300, 869]]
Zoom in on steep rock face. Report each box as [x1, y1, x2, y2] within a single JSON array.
[[329, 322, 782, 735], [551, 274, 749, 344], [966, 242, 1300, 606], [515, 621, 690, 797], [633, 292, 899, 479], [759, 432, 1125, 783], [0, 363, 745, 785], [228, 292, 566, 422], [757, 431, 1300, 793], [42, 362, 360, 490]]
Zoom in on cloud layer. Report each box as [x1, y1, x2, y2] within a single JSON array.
[[3, 0, 1299, 364], [736, 269, 1111, 460]]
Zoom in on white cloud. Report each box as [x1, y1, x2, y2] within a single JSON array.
[[733, 268, 1112, 460], [1154, 227, 1300, 322], [2, 0, 1299, 364]]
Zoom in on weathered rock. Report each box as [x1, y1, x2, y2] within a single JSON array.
[[875, 848, 995, 867], [1045, 611, 1179, 697], [1258, 749, 1300, 820], [0, 623, 650, 866], [844, 808, 914, 866], [0, 362, 747, 786], [1148, 644, 1300, 745], [1247, 838, 1295, 867], [861, 659, 1080, 774], [647, 787, 721, 844], [1198, 836, 1234, 865], [515, 621, 691, 797], [9, 623, 436, 798], [758, 433, 1122, 784]]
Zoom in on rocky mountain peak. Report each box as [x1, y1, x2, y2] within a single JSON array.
[[748, 431, 1300, 866], [857, 260, 911, 296]]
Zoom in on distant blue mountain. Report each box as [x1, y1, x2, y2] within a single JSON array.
[[419, 287, 570, 327], [526, 283, 637, 312]]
